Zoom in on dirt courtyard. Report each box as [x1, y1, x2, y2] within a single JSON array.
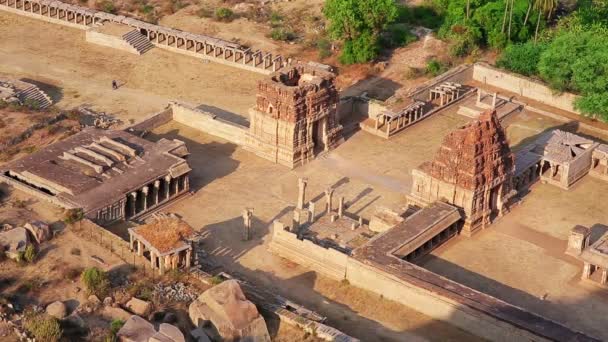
[[0, 11, 263, 123]]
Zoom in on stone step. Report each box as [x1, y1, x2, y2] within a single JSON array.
[[16, 85, 52, 109], [122, 30, 154, 55]]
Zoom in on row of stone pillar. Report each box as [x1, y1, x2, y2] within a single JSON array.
[[126, 174, 188, 219], [131, 236, 192, 275]]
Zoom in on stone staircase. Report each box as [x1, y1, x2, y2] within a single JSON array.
[[122, 30, 154, 55], [16, 85, 53, 109]]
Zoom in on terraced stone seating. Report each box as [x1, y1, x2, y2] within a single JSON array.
[[122, 30, 154, 55]]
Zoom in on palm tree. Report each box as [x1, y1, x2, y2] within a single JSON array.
[[508, 0, 515, 41], [534, 0, 557, 43], [523, 0, 533, 26]]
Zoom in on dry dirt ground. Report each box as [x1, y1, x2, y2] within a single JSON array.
[[0, 11, 263, 123]]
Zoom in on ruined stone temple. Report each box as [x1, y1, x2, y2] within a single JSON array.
[[245, 64, 344, 168], [0, 128, 191, 224], [409, 110, 515, 236]]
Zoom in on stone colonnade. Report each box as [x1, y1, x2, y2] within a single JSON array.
[[513, 160, 542, 192], [374, 101, 426, 137], [0, 0, 287, 73], [403, 222, 459, 262], [429, 82, 464, 106], [125, 173, 189, 219], [582, 262, 608, 286]]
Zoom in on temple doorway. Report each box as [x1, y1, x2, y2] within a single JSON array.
[[312, 119, 326, 153]]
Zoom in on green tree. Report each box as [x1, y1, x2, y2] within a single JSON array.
[[324, 0, 398, 63], [533, 0, 556, 42], [81, 267, 110, 297], [497, 41, 546, 76]]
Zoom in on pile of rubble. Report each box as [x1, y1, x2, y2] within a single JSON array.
[[154, 282, 198, 302], [77, 107, 121, 129]]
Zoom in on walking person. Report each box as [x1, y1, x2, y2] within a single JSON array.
[[112, 80, 118, 90]]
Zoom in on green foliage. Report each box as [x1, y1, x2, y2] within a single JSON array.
[[425, 59, 447, 76], [214, 7, 234, 22], [24, 244, 36, 263], [339, 30, 380, 64], [496, 41, 546, 76], [127, 280, 154, 301], [140, 4, 154, 15], [210, 275, 224, 285], [270, 28, 296, 41], [100, 1, 116, 14], [382, 24, 417, 48], [110, 319, 125, 335], [270, 11, 283, 27], [324, 0, 398, 63], [63, 208, 84, 224], [317, 38, 332, 59], [81, 267, 110, 297], [397, 4, 444, 29], [24, 313, 62, 342]]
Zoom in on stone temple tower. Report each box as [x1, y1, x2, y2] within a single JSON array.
[[245, 64, 343, 168], [409, 110, 515, 236]]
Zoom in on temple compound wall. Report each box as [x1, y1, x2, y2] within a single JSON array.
[[171, 102, 248, 146], [245, 64, 344, 168], [408, 110, 516, 236], [269, 209, 596, 342], [472, 63, 580, 114], [0, 0, 287, 74], [0, 128, 191, 224]]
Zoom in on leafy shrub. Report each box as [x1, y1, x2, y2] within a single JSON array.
[[127, 280, 154, 301], [397, 4, 443, 29], [140, 4, 154, 15], [63, 208, 84, 224], [425, 59, 446, 76], [340, 30, 380, 64], [317, 38, 332, 59], [382, 24, 417, 48], [270, 28, 296, 41], [24, 244, 36, 263], [403, 66, 423, 80], [214, 7, 234, 22], [24, 313, 62, 342], [197, 6, 213, 18], [81, 267, 110, 297], [270, 11, 283, 27], [210, 275, 224, 285], [100, 1, 116, 14], [110, 319, 125, 335], [497, 41, 546, 76]]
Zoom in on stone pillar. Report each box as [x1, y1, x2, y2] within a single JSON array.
[[129, 233, 134, 250], [137, 240, 143, 256], [338, 197, 344, 218], [174, 176, 179, 194], [150, 253, 156, 269], [242, 208, 253, 241], [130, 191, 138, 216], [492, 92, 497, 109], [292, 210, 301, 232], [186, 249, 192, 268], [141, 186, 149, 211], [582, 262, 592, 279], [308, 201, 315, 223], [297, 178, 308, 210], [602, 269, 608, 285], [476, 88, 481, 104], [159, 255, 165, 275], [164, 175, 171, 199], [325, 188, 334, 214], [154, 180, 160, 205]]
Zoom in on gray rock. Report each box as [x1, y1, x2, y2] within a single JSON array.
[[125, 297, 152, 317], [0, 227, 29, 260], [149, 323, 185, 342], [117, 315, 155, 342], [189, 280, 270, 342], [46, 301, 67, 319], [23, 221, 51, 244], [103, 297, 113, 306]]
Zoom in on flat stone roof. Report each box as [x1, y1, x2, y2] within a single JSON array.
[[532, 130, 598, 165], [129, 216, 194, 255], [2, 127, 190, 213], [581, 232, 608, 269]]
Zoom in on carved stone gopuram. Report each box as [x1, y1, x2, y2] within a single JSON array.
[[409, 109, 515, 236], [245, 64, 344, 168]]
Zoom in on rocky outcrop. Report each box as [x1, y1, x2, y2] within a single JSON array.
[[117, 315, 156, 342], [126, 298, 152, 317], [189, 280, 270, 342], [24, 221, 52, 244], [0, 227, 29, 259]]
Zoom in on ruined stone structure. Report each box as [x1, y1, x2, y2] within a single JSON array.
[[128, 213, 195, 275], [246, 65, 343, 168], [409, 110, 515, 236], [567, 225, 608, 287], [0, 0, 286, 74], [0, 128, 191, 224], [0, 76, 52, 109]]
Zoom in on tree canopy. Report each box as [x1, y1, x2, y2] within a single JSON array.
[[323, 0, 398, 63]]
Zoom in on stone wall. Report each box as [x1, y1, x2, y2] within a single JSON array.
[[269, 221, 596, 341], [85, 30, 139, 55], [126, 107, 173, 134], [269, 226, 348, 281], [171, 102, 248, 146], [472, 63, 579, 113], [0, 173, 77, 209]]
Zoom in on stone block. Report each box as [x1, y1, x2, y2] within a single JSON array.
[[117, 315, 155, 342], [125, 298, 152, 317], [46, 301, 67, 319]]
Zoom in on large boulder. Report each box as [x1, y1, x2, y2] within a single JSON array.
[[23, 221, 51, 244], [0, 227, 29, 260], [46, 301, 67, 319], [125, 298, 152, 317], [116, 315, 156, 342], [189, 280, 270, 342], [149, 323, 185, 342]]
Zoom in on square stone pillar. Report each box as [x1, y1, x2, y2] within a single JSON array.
[[130, 191, 138, 216], [325, 188, 334, 214], [308, 201, 315, 223], [137, 240, 143, 256], [159, 255, 165, 275], [602, 269, 608, 285], [141, 186, 149, 211], [150, 253, 156, 269], [164, 175, 171, 199], [297, 178, 308, 210], [153, 180, 160, 205], [186, 249, 192, 268], [338, 197, 344, 218], [582, 262, 592, 279]]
